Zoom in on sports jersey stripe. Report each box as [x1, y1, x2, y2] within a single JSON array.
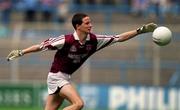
[[97, 36, 118, 39], [97, 37, 114, 50], [43, 37, 65, 47], [46, 36, 64, 45], [48, 37, 64, 45], [113, 35, 119, 39]]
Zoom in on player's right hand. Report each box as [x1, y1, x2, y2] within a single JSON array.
[[7, 50, 23, 61]]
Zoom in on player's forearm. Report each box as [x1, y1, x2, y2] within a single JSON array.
[[117, 23, 158, 42], [22, 44, 41, 55], [117, 30, 138, 42]]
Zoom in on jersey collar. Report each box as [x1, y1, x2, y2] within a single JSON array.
[[73, 31, 90, 41]]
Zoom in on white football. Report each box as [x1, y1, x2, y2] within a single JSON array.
[[152, 26, 172, 46]]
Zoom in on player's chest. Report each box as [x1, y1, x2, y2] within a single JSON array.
[[66, 42, 96, 62], [69, 41, 95, 54]]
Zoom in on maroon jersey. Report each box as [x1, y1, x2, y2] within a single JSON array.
[[40, 32, 119, 74]]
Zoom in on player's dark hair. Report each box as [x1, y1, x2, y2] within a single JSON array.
[[72, 13, 88, 30]]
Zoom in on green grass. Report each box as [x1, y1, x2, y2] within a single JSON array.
[[0, 107, 42, 110], [0, 107, 108, 110], [0, 107, 75, 110]]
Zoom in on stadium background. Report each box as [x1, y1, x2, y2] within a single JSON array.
[[0, 0, 179, 110]]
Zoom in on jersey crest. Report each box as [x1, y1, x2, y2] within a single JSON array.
[[70, 45, 77, 52]]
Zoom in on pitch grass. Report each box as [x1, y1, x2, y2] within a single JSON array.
[[0, 105, 66, 110], [0, 107, 102, 110], [0, 107, 66, 110], [0, 108, 98, 110], [0, 107, 42, 110]]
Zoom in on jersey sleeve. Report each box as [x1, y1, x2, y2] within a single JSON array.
[[96, 34, 119, 50], [39, 35, 65, 51]]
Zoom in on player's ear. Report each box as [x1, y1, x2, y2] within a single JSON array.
[[76, 24, 80, 30]]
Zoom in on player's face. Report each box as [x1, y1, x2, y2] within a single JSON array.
[[78, 16, 92, 34]]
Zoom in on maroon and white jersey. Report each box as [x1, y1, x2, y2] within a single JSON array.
[[40, 32, 119, 74]]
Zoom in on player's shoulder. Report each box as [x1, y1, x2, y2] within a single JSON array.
[[64, 33, 74, 39], [63, 33, 75, 44], [89, 32, 97, 38], [89, 32, 96, 36], [64, 33, 73, 37]]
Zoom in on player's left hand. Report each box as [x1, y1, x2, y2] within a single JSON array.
[[137, 23, 158, 34], [7, 50, 24, 61]]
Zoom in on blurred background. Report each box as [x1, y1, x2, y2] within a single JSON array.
[[0, 0, 180, 110]]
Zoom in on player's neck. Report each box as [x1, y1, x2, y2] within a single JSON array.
[[77, 31, 88, 43]]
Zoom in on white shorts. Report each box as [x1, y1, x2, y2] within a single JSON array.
[[47, 71, 71, 94]]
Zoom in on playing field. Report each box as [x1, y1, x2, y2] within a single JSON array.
[[0, 108, 99, 110], [0, 107, 69, 110], [0, 107, 41, 110]]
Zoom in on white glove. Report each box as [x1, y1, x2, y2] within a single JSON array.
[[137, 23, 158, 34], [7, 50, 24, 61]]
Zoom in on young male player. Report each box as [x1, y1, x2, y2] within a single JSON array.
[[7, 13, 157, 110]]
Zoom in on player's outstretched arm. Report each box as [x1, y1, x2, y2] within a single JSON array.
[[7, 44, 41, 61], [117, 23, 157, 42]]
